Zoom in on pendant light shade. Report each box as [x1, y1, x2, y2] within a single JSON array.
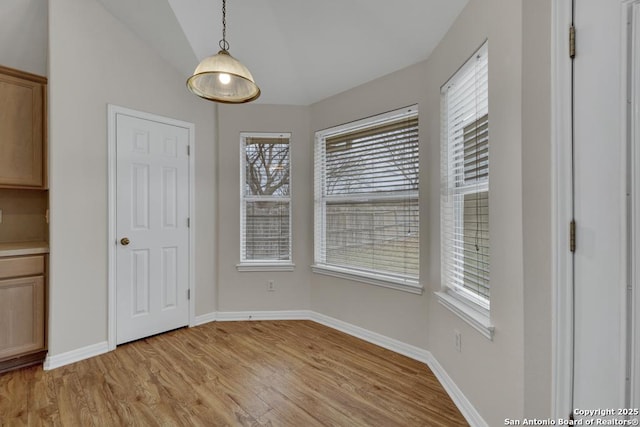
[[187, 50, 260, 103], [187, 0, 260, 103]]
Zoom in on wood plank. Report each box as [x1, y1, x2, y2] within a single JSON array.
[[0, 320, 468, 426], [0, 366, 29, 422]]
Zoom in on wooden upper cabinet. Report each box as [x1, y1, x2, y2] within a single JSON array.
[[0, 65, 46, 189]]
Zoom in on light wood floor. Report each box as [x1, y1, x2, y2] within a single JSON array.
[[0, 320, 468, 426]]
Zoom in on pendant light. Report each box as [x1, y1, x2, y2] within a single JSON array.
[[187, 0, 260, 103]]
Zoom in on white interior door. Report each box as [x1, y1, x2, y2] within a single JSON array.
[[115, 112, 190, 345], [573, 0, 630, 415]]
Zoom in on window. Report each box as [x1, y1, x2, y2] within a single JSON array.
[[239, 133, 292, 269], [313, 107, 420, 293], [440, 42, 491, 320]]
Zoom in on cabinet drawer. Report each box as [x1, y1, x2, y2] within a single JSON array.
[[0, 255, 45, 279]]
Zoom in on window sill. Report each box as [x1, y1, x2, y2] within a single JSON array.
[[311, 264, 423, 295], [236, 263, 295, 272], [435, 291, 495, 340]]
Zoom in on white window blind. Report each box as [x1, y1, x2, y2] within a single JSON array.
[[441, 41, 490, 310], [240, 133, 291, 263], [314, 107, 419, 287]]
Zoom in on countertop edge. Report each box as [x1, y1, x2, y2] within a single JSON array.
[[0, 242, 50, 257]]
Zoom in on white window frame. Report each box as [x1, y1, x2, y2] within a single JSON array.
[[237, 132, 294, 272], [436, 41, 494, 339], [312, 106, 421, 294]]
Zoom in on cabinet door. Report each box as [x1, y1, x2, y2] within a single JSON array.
[[0, 276, 45, 360], [0, 72, 44, 187]]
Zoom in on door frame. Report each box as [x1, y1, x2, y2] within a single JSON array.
[[631, 2, 640, 408], [551, 0, 574, 418], [107, 104, 196, 351], [551, 0, 635, 417]]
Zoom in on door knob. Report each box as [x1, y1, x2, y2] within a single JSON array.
[[120, 237, 130, 246]]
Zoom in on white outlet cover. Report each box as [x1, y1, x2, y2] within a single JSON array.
[[454, 330, 462, 352]]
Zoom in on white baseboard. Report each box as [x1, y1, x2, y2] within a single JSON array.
[[43, 341, 109, 371], [308, 311, 432, 364], [424, 352, 488, 427], [193, 312, 218, 326], [215, 310, 312, 322]]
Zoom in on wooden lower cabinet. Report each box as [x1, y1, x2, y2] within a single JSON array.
[[0, 254, 47, 372]]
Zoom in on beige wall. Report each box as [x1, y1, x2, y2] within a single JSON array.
[[426, 1, 527, 424], [216, 104, 312, 312], [306, 0, 549, 424], [0, 0, 48, 76], [522, 0, 552, 417], [43, 0, 554, 422], [48, 0, 217, 355], [309, 61, 430, 350]]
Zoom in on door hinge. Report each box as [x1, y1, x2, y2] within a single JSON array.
[[187, 145, 191, 156], [187, 217, 190, 228], [569, 220, 576, 252], [569, 25, 576, 59], [187, 289, 191, 300]]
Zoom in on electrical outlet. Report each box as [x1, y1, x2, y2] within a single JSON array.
[[267, 280, 275, 292], [454, 330, 462, 353]]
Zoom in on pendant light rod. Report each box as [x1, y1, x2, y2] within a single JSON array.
[[220, 0, 229, 51], [186, 0, 261, 103]]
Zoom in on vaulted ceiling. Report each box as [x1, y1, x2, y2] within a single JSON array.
[[97, 0, 468, 105]]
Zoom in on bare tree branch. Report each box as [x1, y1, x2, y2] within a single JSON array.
[[246, 142, 289, 196]]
